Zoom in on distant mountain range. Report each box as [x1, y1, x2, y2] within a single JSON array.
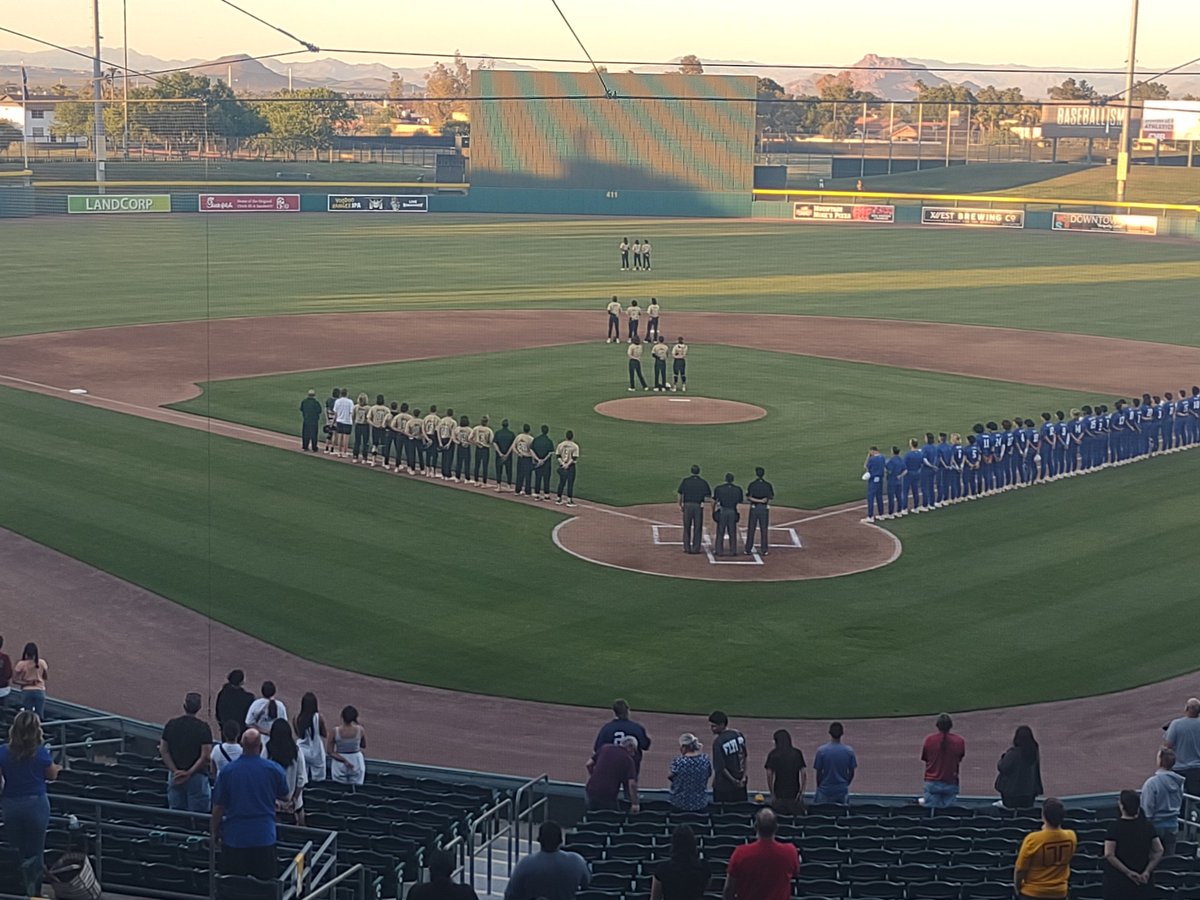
[[2, 46, 1199, 100]]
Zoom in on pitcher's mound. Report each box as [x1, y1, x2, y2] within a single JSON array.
[[596, 396, 766, 425]]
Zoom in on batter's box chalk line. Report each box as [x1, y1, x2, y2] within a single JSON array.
[[651, 524, 803, 566]]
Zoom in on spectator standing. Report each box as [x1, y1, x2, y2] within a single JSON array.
[[723, 809, 799, 900], [668, 734, 712, 812], [267, 719, 308, 826], [1104, 789, 1163, 900], [215, 670, 254, 737], [812, 722, 856, 805], [0, 636, 11, 705], [409, 849, 480, 900], [504, 821, 590, 900], [1014, 797, 1076, 900], [764, 729, 807, 815], [211, 728, 290, 878], [299, 389, 322, 452], [328, 705, 367, 785], [213, 720, 244, 775], [708, 711, 748, 804], [245, 681, 287, 745], [592, 699, 652, 776], [12, 643, 48, 719], [919, 713, 966, 808], [1140, 747, 1184, 856], [651, 825, 710, 900], [995, 725, 1044, 810], [0, 711, 60, 898], [160, 691, 214, 812], [586, 736, 640, 812], [294, 692, 327, 783], [1163, 698, 1200, 797]]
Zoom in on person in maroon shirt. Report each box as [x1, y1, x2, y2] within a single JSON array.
[[920, 713, 966, 808], [723, 809, 799, 900], [585, 736, 640, 813]]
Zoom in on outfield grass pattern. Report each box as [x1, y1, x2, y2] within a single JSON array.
[[4, 384, 1198, 717]]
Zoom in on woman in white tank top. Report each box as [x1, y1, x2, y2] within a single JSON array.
[[294, 692, 327, 783], [327, 705, 367, 785]]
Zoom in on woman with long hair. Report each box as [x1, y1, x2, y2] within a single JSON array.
[[294, 692, 327, 783], [668, 733, 712, 812], [352, 392, 371, 463], [0, 711, 61, 897], [1104, 788, 1163, 899], [995, 724, 1044, 809], [327, 705, 367, 785], [12, 643, 48, 719], [245, 681, 287, 746], [920, 713, 966, 808], [765, 728, 807, 815], [267, 719, 307, 826], [650, 825, 709, 900]]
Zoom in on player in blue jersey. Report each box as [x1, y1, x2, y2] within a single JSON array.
[[1051, 411, 1068, 476], [1187, 387, 1200, 446], [1137, 395, 1154, 457], [1178, 389, 1195, 447], [962, 434, 982, 498], [936, 432, 953, 505], [1001, 420, 1018, 488], [919, 433, 939, 510], [1158, 394, 1174, 452], [1022, 418, 1040, 483], [863, 447, 885, 522], [1037, 412, 1057, 479], [1011, 419, 1029, 485], [948, 433, 965, 501], [973, 424, 993, 494], [903, 439, 925, 512], [884, 446, 906, 518], [1063, 409, 1084, 475]]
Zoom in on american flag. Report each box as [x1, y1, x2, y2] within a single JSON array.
[[20, 64, 28, 102]]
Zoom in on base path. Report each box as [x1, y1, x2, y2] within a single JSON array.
[[595, 396, 767, 425], [0, 524, 1180, 796]]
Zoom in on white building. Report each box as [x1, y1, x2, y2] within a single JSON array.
[[0, 94, 85, 144]]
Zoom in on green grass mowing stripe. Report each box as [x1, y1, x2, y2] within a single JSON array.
[[3, 384, 1199, 716], [173, 345, 1105, 509], [4, 217, 1200, 346]]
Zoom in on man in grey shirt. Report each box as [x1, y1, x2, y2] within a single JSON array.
[[505, 821, 590, 900], [1164, 697, 1200, 796]]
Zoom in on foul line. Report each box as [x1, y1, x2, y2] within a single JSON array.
[[776, 504, 861, 528]]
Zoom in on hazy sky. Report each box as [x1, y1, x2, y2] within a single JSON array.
[[4, 0, 1200, 73]]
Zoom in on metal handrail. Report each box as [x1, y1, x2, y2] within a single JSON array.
[[511, 774, 550, 866], [467, 796, 514, 896], [297, 864, 368, 900]]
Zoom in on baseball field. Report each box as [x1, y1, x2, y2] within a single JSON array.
[[2, 213, 1198, 720]]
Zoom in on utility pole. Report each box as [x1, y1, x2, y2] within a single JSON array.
[[122, 0, 130, 158], [92, 0, 107, 191], [1116, 0, 1140, 203]]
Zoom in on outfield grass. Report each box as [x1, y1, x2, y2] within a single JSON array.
[[4, 383, 1199, 716], [4, 217, 1200, 346], [173, 346, 1102, 509]]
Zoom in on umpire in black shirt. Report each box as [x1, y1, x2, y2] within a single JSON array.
[[744, 467, 774, 556], [712, 473, 744, 556], [677, 465, 712, 554]]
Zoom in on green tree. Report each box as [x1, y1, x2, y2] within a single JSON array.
[[814, 73, 876, 138], [257, 88, 357, 160], [142, 72, 264, 151], [51, 100, 95, 141], [388, 73, 407, 102], [677, 55, 705, 75], [1048, 78, 1099, 101], [914, 80, 977, 126], [973, 85, 1030, 142], [0, 121, 22, 147], [419, 51, 470, 131], [1131, 81, 1170, 101]]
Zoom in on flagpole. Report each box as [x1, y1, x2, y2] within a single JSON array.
[[20, 62, 29, 171]]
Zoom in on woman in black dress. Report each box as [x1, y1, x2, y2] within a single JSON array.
[[1103, 789, 1163, 900], [651, 825, 710, 900]]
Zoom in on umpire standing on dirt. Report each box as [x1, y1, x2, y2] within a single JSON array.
[[677, 465, 712, 554], [744, 467, 774, 556], [299, 390, 322, 452], [713, 473, 743, 556]]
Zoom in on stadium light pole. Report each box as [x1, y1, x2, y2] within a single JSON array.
[[91, 0, 107, 191], [1115, 0, 1140, 203], [122, 0, 130, 158]]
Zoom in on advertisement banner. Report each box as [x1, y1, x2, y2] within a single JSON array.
[[327, 194, 429, 213], [1041, 103, 1135, 138], [1051, 212, 1158, 236], [1140, 100, 1200, 141], [793, 202, 895, 223], [921, 206, 1025, 229], [198, 193, 301, 212], [67, 194, 171, 214]]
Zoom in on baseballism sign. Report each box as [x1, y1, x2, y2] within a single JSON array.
[[67, 194, 172, 214], [921, 207, 1025, 228]]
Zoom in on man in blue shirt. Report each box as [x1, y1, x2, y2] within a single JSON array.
[[1038, 412, 1057, 478], [902, 440, 925, 512], [813, 722, 857, 805], [505, 821, 590, 900], [884, 446, 906, 518], [1065, 409, 1086, 475], [1111, 401, 1130, 462], [863, 446, 885, 522], [948, 433, 965, 501], [1053, 411, 1069, 476], [591, 699, 651, 778], [973, 424, 994, 494], [935, 433, 953, 505], [212, 728, 290, 879], [919, 434, 939, 510], [1174, 391, 1191, 448], [962, 434, 981, 498]]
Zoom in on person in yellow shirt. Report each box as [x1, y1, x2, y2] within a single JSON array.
[[513, 424, 536, 497], [422, 406, 441, 475], [367, 395, 390, 468], [646, 298, 661, 341], [651, 336, 669, 392], [1014, 798, 1076, 900], [405, 410, 426, 475], [453, 416, 474, 483], [389, 403, 412, 473], [606, 296, 622, 343], [554, 431, 580, 507], [671, 337, 689, 393], [626, 299, 642, 343], [627, 338, 648, 391], [437, 409, 458, 480], [470, 416, 495, 487]]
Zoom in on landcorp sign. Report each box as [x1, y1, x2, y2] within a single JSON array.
[[67, 194, 172, 214]]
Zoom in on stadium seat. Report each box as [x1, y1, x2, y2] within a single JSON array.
[[848, 881, 904, 899], [796, 878, 849, 897], [798, 862, 840, 881], [905, 882, 962, 899], [840, 863, 891, 883], [960, 884, 1014, 899]]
